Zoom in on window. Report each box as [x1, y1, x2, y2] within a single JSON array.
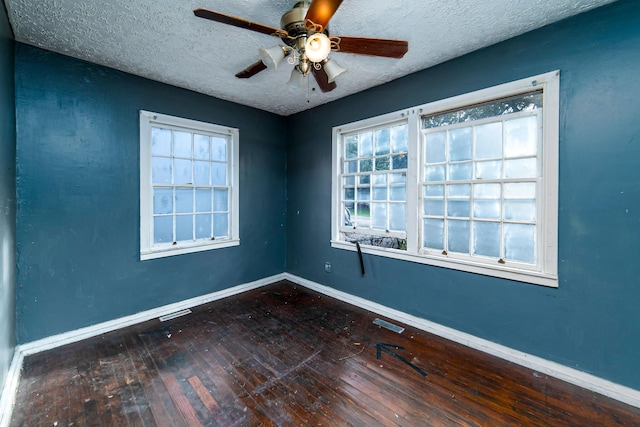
[[332, 71, 559, 287], [341, 121, 409, 249], [140, 111, 239, 260]]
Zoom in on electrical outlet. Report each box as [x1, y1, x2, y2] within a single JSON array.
[[324, 262, 332, 273]]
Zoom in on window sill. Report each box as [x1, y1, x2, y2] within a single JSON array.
[[141, 239, 240, 261], [330, 240, 558, 288]]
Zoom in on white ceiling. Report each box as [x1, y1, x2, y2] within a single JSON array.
[[5, 0, 616, 116]]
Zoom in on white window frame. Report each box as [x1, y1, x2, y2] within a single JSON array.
[[140, 110, 240, 260], [331, 71, 559, 287]]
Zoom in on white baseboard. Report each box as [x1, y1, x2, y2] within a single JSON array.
[[0, 349, 24, 427], [283, 273, 640, 409], [2, 273, 287, 426], [19, 273, 287, 356], [4, 270, 639, 426]]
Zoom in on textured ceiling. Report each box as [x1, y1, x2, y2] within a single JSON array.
[[5, 0, 616, 116]]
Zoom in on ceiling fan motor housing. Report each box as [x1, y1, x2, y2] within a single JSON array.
[[280, 1, 328, 48]]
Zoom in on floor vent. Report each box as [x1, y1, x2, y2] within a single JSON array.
[[159, 309, 192, 322], [373, 317, 405, 334]]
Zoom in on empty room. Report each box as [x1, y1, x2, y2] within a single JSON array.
[[1, 0, 640, 425]]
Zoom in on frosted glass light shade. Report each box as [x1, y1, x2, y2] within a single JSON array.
[[305, 33, 331, 63], [259, 46, 286, 69], [287, 68, 305, 88], [324, 58, 347, 83]]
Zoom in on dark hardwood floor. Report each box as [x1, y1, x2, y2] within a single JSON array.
[[10, 281, 640, 426]]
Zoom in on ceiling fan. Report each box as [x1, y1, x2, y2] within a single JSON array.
[[194, 0, 409, 92]]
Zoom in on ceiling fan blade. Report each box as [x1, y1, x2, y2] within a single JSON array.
[[194, 8, 287, 37], [312, 65, 337, 93], [235, 60, 268, 79], [333, 36, 408, 58], [304, 0, 344, 32]]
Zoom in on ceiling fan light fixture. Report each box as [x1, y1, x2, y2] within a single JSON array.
[[287, 67, 306, 88], [305, 33, 331, 63], [259, 45, 287, 70], [323, 58, 347, 83]]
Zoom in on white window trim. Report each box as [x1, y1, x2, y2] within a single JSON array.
[[331, 71, 559, 287], [140, 110, 240, 260]]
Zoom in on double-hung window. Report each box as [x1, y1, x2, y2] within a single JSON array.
[[140, 111, 239, 260], [332, 71, 559, 287]]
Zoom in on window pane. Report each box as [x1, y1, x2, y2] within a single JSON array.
[[213, 213, 229, 237], [176, 215, 193, 241], [174, 159, 192, 184], [423, 219, 444, 249], [196, 214, 212, 239], [359, 131, 373, 157], [174, 131, 192, 158], [194, 134, 210, 160], [344, 176, 355, 186], [211, 162, 227, 185], [389, 173, 406, 184], [153, 188, 173, 215], [422, 91, 542, 129], [372, 203, 387, 229], [505, 116, 537, 158], [375, 128, 390, 155], [389, 204, 406, 231], [425, 165, 445, 181], [448, 163, 472, 181], [392, 154, 408, 170], [175, 188, 193, 213], [360, 159, 373, 172], [152, 157, 172, 184], [357, 187, 370, 201], [375, 156, 390, 171], [372, 187, 387, 201], [448, 220, 470, 253], [372, 174, 387, 185], [211, 137, 227, 161], [344, 188, 354, 200], [425, 132, 446, 164], [505, 158, 536, 178], [473, 222, 500, 258], [448, 184, 470, 197], [423, 199, 444, 216], [504, 183, 536, 221], [345, 161, 357, 173], [473, 183, 501, 219], [447, 200, 470, 218], [475, 160, 502, 180], [449, 127, 472, 161], [359, 175, 370, 185], [345, 135, 358, 159], [475, 122, 502, 159], [214, 189, 229, 212], [153, 216, 173, 244], [194, 161, 210, 185], [151, 128, 172, 156], [504, 199, 536, 221], [391, 124, 408, 153], [195, 189, 212, 213], [390, 186, 406, 201], [504, 223, 535, 263], [424, 184, 444, 197], [356, 203, 370, 227], [343, 203, 354, 226]]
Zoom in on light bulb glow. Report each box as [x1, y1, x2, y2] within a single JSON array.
[[305, 33, 331, 63]]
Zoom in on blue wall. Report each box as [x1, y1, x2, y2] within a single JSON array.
[[286, 0, 640, 389], [0, 2, 16, 398], [15, 45, 287, 343]]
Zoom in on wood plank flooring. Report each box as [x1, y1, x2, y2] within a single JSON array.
[[9, 281, 640, 426]]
